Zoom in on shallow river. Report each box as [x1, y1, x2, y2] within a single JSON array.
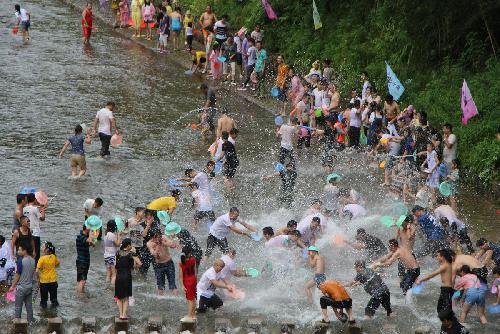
[[0, 1, 498, 333]]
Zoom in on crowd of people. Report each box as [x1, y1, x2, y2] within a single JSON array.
[[5, 2, 500, 334]]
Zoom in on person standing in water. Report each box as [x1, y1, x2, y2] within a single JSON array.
[[416, 248, 454, 314], [216, 131, 239, 194], [92, 102, 119, 159], [371, 239, 420, 295], [12, 194, 27, 233], [59, 124, 91, 178], [76, 224, 94, 294], [114, 238, 141, 320], [261, 162, 298, 208], [9, 243, 36, 324], [23, 193, 45, 264], [179, 246, 197, 322], [304, 246, 326, 304], [82, 3, 93, 45], [84, 197, 104, 240], [147, 230, 178, 296], [14, 4, 30, 43]]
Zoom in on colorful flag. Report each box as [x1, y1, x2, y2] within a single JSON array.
[[313, 0, 322, 30], [262, 0, 278, 20], [461, 79, 478, 125], [385, 61, 405, 101]]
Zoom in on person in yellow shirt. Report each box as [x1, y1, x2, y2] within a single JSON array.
[[190, 49, 207, 74], [36, 241, 60, 308], [183, 10, 194, 46], [147, 190, 181, 216], [318, 280, 355, 324]]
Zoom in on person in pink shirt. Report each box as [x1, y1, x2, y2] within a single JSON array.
[[141, 0, 155, 40], [453, 265, 487, 324]]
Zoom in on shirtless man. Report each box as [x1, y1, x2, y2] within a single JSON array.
[[416, 248, 454, 313], [396, 215, 417, 251], [13, 194, 27, 232], [452, 252, 488, 284], [198, 5, 217, 45], [147, 231, 179, 296], [216, 110, 237, 138], [275, 220, 297, 236], [383, 94, 400, 123], [305, 246, 325, 304], [372, 239, 420, 295]]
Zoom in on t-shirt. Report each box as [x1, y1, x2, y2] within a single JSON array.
[[96, 108, 114, 135], [312, 88, 326, 108], [354, 268, 388, 297], [192, 189, 212, 211], [209, 213, 239, 240], [434, 205, 465, 231], [197, 267, 220, 298], [247, 46, 257, 66], [222, 141, 238, 167], [83, 198, 101, 216], [15, 8, 29, 22], [219, 254, 236, 280], [362, 80, 371, 100], [265, 235, 290, 248], [192, 172, 210, 192], [362, 234, 387, 261], [276, 63, 289, 88], [322, 67, 334, 83], [342, 204, 367, 219], [417, 213, 444, 241], [279, 124, 296, 150], [319, 280, 350, 301], [104, 232, 118, 258], [186, 27, 193, 36], [23, 205, 41, 237], [193, 51, 207, 64], [251, 30, 263, 42], [37, 254, 59, 283], [349, 108, 361, 127], [214, 20, 227, 40], [16, 256, 35, 289], [443, 134, 457, 164], [234, 35, 242, 53], [0, 243, 15, 270], [388, 138, 401, 156], [296, 101, 307, 114], [147, 196, 176, 211], [159, 16, 170, 34], [297, 220, 320, 245], [76, 231, 91, 267], [255, 49, 267, 73], [127, 219, 145, 248], [69, 134, 85, 155]]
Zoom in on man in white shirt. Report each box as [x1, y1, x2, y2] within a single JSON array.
[[297, 216, 321, 246], [92, 102, 118, 158], [278, 118, 298, 166], [213, 15, 228, 45], [197, 259, 233, 313], [83, 197, 104, 239], [204, 207, 256, 260], [348, 99, 362, 147], [342, 203, 367, 220], [250, 24, 263, 43], [434, 198, 474, 253], [442, 123, 457, 171], [219, 248, 248, 284], [180, 168, 211, 192], [22, 193, 45, 263], [191, 183, 215, 231]]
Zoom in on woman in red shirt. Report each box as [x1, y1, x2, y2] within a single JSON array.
[[179, 247, 197, 322], [82, 3, 93, 44]]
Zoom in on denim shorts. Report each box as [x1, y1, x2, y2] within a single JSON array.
[[464, 287, 486, 306], [153, 260, 176, 290]]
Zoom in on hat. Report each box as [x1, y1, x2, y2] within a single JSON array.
[[312, 60, 320, 66], [186, 10, 191, 15], [308, 246, 319, 252], [157, 211, 170, 225], [412, 205, 424, 213], [164, 222, 181, 236]]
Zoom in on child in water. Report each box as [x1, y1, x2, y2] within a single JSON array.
[[36, 241, 60, 308], [179, 246, 197, 322]]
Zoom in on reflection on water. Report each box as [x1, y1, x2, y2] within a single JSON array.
[[0, 0, 498, 333]]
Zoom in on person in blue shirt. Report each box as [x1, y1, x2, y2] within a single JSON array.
[[412, 205, 447, 258], [59, 124, 91, 178]]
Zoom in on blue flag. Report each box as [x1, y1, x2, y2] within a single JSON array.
[[386, 62, 405, 101]]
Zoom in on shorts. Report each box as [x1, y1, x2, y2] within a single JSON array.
[[320, 296, 352, 309], [21, 21, 30, 31], [104, 256, 116, 268], [194, 210, 216, 221], [223, 163, 238, 178], [277, 88, 287, 102], [159, 33, 168, 46], [144, 19, 154, 24], [464, 287, 486, 307], [399, 267, 420, 294], [193, 57, 207, 65], [76, 264, 89, 282], [70, 154, 86, 169], [385, 156, 397, 170], [314, 273, 327, 287], [183, 278, 197, 301], [236, 53, 242, 65]]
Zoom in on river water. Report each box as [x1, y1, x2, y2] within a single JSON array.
[[0, 1, 498, 333]]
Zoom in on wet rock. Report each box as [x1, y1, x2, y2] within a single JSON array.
[[47, 317, 62, 333], [12, 318, 27, 334]]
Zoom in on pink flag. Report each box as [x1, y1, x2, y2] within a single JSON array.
[[461, 79, 478, 125], [262, 0, 278, 20]]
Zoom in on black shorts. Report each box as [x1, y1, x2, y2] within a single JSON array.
[[320, 296, 352, 309], [277, 88, 287, 102], [193, 57, 207, 65], [76, 264, 89, 282], [236, 53, 242, 65], [194, 210, 216, 221], [223, 163, 238, 178]]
